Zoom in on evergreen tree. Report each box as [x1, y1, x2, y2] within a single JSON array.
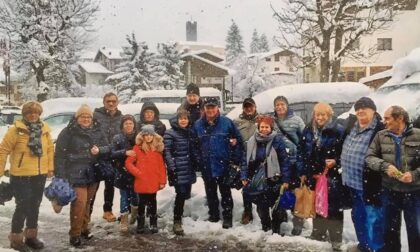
[[259, 33, 270, 52], [225, 19, 245, 66], [249, 29, 260, 54], [106, 33, 154, 103], [153, 42, 184, 89]]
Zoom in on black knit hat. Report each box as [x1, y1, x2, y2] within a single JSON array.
[[354, 97, 376, 111], [243, 97, 256, 108], [273, 96, 289, 106], [186, 83, 200, 96]]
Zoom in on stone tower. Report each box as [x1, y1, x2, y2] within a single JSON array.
[[186, 21, 197, 41]]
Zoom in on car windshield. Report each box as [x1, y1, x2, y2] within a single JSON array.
[[44, 114, 74, 127], [141, 97, 182, 103], [376, 83, 420, 95], [0, 113, 22, 125]]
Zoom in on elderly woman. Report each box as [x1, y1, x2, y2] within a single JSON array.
[[54, 104, 110, 247], [300, 102, 346, 251], [241, 115, 291, 234], [0, 101, 54, 251]]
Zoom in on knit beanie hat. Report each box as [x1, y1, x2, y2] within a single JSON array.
[[140, 124, 155, 135], [354, 97, 377, 111], [186, 83, 200, 96], [75, 104, 93, 118], [273, 96, 289, 106]]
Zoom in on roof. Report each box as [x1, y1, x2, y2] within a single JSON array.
[[359, 69, 393, 83], [96, 47, 123, 60], [248, 48, 295, 60], [177, 41, 224, 48], [182, 49, 224, 61], [80, 51, 96, 60], [78, 62, 113, 74], [181, 54, 234, 74]]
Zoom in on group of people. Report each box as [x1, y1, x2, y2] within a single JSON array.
[[0, 82, 419, 252]]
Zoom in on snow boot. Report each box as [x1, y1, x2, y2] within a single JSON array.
[[103, 211, 117, 222], [240, 210, 253, 225], [9, 233, 31, 252], [136, 215, 146, 234], [69, 236, 81, 247], [150, 215, 158, 234], [173, 220, 184, 236], [207, 215, 220, 223], [120, 213, 129, 232], [222, 217, 233, 229], [129, 206, 138, 225], [24, 228, 44, 249]]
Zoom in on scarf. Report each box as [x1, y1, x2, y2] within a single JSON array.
[[25, 120, 43, 157], [246, 131, 281, 178]]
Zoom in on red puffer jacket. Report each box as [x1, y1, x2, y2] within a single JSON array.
[[125, 145, 166, 194]]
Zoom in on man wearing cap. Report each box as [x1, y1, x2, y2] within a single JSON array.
[[233, 97, 258, 224], [341, 97, 385, 252], [366, 106, 420, 252], [178, 83, 203, 125], [191, 97, 245, 229]]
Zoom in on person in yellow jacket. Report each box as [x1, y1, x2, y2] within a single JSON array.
[[0, 101, 54, 252]]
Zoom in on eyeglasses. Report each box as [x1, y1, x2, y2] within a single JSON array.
[[79, 116, 92, 119]]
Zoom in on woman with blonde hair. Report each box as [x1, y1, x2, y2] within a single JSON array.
[[125, 125, 166, 234], [0, 101, 54, 251], [300, 102, 347, 251]]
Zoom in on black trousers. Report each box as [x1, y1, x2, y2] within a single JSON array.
[[173, 184, 192, 221], [203, 177, 233, 219], [10, 175, 47, 233], [138, 193, 157, 217]]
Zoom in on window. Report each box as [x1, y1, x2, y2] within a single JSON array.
[[274, 67, 280, 71], [265, 57, 271, 62], [347, 71, 355, 81], [274, 54, 280, 61], [377, 38, 392, 50]]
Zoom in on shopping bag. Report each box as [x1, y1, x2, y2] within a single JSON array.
[[315, 168, 329, 218], [293, 184, 316, 219]]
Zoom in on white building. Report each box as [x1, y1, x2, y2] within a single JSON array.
[[93, 47, 124, 72], [78, 62, 113, 85], [248, 48, 300, 77]]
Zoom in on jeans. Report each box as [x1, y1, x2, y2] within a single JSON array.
[[382, 188, 420, 252], [350, 188, 385, 251], [203, 177, 233, 219], [119, 189, 138, 214], [10, 175, 47, 233]]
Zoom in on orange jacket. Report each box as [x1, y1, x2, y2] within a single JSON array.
[[125, 145, 166, 194]]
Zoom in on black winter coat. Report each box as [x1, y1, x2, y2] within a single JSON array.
[[110, 132, 136, 190], [163, 117, 197, 186], [93, 107, 123, 143], [137, 102, 166, 136], [55, 118, 110, 185]]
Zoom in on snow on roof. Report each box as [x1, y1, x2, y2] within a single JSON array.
[[381, 47, 420, 88], [267, 70, 296, 76], [182, 49, 224, 61], [359, 69, 392, 83], [41, 97, 103, 118], [248, 48, 293, 60], [119, 103, 179, 115], [98, 47, 123, 60], [135, 87, 222, 98], [177, 41, 224, 48], [181, 54, 234, 74], [80, 51, 96, 60], [78, 62, 113, 74], [227, 82, 371, 119]]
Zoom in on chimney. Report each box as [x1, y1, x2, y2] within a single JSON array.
[[186, 21, 197, 42]]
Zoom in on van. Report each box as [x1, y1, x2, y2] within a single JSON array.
[[132, 88, 225, 113]]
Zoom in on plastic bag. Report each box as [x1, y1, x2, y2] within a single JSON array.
[[293, 184, 316, 219], [315, 173, 329, 218]]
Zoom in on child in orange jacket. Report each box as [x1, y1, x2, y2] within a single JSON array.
[[125, 124, 166, 234]]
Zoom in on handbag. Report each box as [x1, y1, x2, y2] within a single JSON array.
[[293, 183, 316, 219], [279, 186, 296, 210], [315, 167, 329, 218], [44, 177, 77, 213], [0, 181, 13, 205], [223, 163, 242, 190], [243, 161, 269, 204], [93, 159, 115, 182]]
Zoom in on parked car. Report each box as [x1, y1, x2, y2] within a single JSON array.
[[0, 106, 22, 125], [119, 103, 179, 129], [227, 82, 371, 124]]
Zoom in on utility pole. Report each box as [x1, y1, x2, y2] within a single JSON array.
[[2, 37, 11, 105]]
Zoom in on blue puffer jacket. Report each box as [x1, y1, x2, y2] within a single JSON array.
[[300, 118, 349, 215], [192, 114, 245, 179], [163, 117, 196, 186]]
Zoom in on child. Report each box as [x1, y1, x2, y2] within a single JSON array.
[[163, 110, 196, 235], [125, 124, 166, 234]]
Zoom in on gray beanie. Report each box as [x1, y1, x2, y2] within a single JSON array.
[[140, 124, 155, 135]]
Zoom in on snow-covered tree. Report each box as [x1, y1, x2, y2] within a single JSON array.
[[153, 42, 184, 90], [106, 33, 154, 103], [0, 0, 99, 100], [259, 33, 270, 52], [249, 29, 260, 54], [225, 19, 245, 66], [272, 0, 404, 82]]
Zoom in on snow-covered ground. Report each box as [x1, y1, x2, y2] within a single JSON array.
[[0, 177, 409, 251]]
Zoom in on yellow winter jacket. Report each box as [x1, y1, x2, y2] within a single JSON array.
[[0, 120, 54, 177]]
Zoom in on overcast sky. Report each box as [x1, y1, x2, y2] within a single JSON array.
[[91, 0, 284, 52]]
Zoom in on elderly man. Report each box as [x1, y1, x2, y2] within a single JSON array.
[[233, 97, 258, 225], [366, 106, 420, 252], [341, 97, 385, 252], [192, 97, 245, 229]]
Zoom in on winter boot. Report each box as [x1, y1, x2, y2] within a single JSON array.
[[173, 219, 184, 236], [24, 228, 44, 249], [136, 214, 146, 234], [240, 210, 253, 225], [222, 217, 233, 229], [102, 211, 117, 222], [207, 214, 220, 223], [129, 206, 138, 225], [9, 233, 31, 252], [257, 209, 272, 232], [69, 236, 81, 247], [81, 230, 93, 240], [150, 215, 158, 234], [120, 213, 129, 232]]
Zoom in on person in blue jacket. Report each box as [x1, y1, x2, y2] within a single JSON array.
[[241, 115, 291, 233], [164, 109, 197, 235], [191, 97, 245, 229]]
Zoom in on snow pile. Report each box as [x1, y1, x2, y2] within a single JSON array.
[[384, 47, 420, 88]]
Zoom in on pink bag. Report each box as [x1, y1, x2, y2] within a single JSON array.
[[315, 167, 329, 218]]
